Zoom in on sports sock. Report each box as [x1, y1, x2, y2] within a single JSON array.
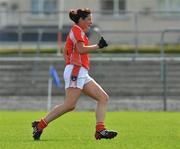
[[96, 122, 106, 132], [37, 118, 48, 131]]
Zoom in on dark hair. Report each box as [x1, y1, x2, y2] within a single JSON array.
[[69, 8, 91, 24]]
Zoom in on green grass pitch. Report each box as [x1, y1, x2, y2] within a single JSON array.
[[0, 111, 179, 149]]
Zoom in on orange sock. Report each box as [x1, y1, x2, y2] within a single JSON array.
[[96, 122, 106, 132], [37, 118, 48, 131]]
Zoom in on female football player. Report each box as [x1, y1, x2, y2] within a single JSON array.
[[32, 8, 117, 140]]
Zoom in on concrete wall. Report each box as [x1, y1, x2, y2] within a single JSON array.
[[0, 55, 180, 111]]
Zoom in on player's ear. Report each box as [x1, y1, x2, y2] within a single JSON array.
[[79, 17, 83, 23]]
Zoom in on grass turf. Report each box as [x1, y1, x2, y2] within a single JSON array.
[[0, 111, 179, 149]]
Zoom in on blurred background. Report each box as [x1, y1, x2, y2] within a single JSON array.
[[0, 0, 180, 111]]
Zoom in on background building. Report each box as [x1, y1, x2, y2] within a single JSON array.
[[0, 0, 179, 46]]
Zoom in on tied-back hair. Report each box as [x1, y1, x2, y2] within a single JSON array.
[[69, 8, 91, 24]]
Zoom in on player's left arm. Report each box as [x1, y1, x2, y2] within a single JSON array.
[[76, 37, 108, 54], [76, 41, 99, 54]]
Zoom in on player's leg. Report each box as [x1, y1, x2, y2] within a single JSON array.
[[83, 79, 108, 123], [82, 79, 118, 139], [44, 88, 81, 123], [32, 87, 81, 140]]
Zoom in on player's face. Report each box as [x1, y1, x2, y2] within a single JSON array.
[[80, 14, 92, 32]]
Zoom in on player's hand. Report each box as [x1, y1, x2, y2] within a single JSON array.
[[98, 37, 108, 49]]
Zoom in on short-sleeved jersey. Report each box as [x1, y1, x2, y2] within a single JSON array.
[[64, 24, 90, 69]]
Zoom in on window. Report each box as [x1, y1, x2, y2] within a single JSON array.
[[158, 0, 180, 16], [31, 0, 41, 14], [101, 0, 126, 15], [31, 0, 57, 14], [43, 0, 57, 13]]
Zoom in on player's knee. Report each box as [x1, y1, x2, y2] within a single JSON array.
[[65, 103, 76, 112], [67, 106, 75, 112], [100, 93, 109, 104]]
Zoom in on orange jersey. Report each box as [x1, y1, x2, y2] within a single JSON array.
[[64, 24, 90, 69]]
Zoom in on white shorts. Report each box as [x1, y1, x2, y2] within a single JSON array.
[[63, 64, 93, 90]]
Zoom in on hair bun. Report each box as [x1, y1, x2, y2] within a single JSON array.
[[69, 9, 79, 24], [69, 8, 91, 24]]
